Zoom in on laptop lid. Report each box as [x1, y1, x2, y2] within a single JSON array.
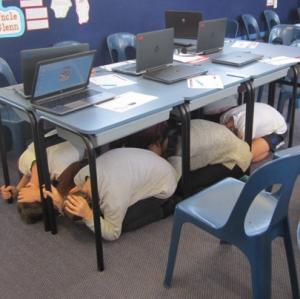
[[211, 51, 264, 67], [136, 28, 174, 73], [196, 18, 227, 54], [21, 43, 90, 96], [165, 10, 203, 39], [31, 50, 96, 102]]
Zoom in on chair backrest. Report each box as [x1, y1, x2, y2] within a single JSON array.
[[106, 32, 136, 63], [226, 154, 300, 236], [297, 7, 300, 22], [269, 24, 300, 45], [241, 14, 261, 41], [226, 19, 239, 38], [0, 57, 17, 87], [263, 10, 280, 35], [53, 40, 81, 47]]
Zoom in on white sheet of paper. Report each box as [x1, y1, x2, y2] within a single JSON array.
[[231, 41, 259, 49], [100, 60, 136, 71], [96, 91, 157, 112], [187, 75, 224, 89], [261, 56, 300, 65], [90, 74, 136, 89]]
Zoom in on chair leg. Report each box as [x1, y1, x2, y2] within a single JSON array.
[[277, 90, 287, 115], [247, 240, 272, 299], [287, 97, 293, 123], [164, 212, 185, 288], [283, 219, 300, 299]]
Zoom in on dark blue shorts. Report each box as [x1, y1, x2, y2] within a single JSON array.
[[262, 133, 285, 152]]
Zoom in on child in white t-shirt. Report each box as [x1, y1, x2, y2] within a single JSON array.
[[0, 140, 84, 222], [220, 102, 287, 162]]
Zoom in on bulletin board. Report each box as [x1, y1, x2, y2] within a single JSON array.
[[0, 0, 296, 82]]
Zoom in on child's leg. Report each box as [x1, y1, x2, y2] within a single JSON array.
[[251, 138, 270, 163]]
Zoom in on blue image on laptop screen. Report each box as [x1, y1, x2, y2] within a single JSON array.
[[33, 54, 93, 98]]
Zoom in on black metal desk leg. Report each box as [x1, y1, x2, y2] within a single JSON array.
[[37, 119, 57, 234], [0, 112, 12, 203], [267, 82, 276, 107], [244, 81, 255, 148], [178, 103, 191, 197], [288, 66, 298, 147], [83, 136, 104, 271]]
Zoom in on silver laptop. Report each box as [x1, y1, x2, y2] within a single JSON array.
[[211, 51, 264, 67], [165, 10, 203, 47], [30, 51, 114, 115], [15, 44, 90, 98], [186, 18, 227, 55]]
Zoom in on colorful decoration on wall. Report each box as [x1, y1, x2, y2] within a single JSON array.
[[0, 0, 25, 37], [0, 0, 90, 38], [266, 0, 278, 8]]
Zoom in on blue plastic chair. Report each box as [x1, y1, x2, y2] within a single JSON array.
[[164, 154, 300, 298], [264, 10, 280, 39], [225, 19, 239, 38], [297, 7, 300, 22], [241, 14, 262, 41], [106, 32, 136, 62], [0, 58, 31, 155]]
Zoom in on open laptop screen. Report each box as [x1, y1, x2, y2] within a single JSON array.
[[32, 51, 95, 100], [136, 28, 174, 73], [21, 44, 90, 96], [165, 10, 203, 39], [196, 18, 227, 54]]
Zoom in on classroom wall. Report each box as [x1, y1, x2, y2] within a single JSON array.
[[0, 0, 297, 82]]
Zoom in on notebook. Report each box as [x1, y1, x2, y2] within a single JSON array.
[[165, 10, 203, 46], [16, 44, 90, 98], [211, 51, 264, 67], [193, 18, 227, 55], [114, 28, 207, 83], [30, 51, 114, 115]]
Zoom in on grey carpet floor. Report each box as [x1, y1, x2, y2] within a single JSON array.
[[0, 96, 300, 298]]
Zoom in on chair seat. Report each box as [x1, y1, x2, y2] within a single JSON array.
[[274, 145, 300, 158], [178, 177, 277, 236]]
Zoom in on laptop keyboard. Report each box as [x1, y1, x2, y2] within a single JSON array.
[[45, 89, 102, 108], [146, 64, 205, 78]]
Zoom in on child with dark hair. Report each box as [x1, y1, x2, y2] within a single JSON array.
[[0, 140, 85, 223], [124, 120, 252, 193], [44, 147, 179, 241]]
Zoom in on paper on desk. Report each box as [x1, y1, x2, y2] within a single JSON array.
[[96, 91, 157, 112], [187, 75, 224, 89], [89, 74, 136, 89], [261, 56, 300, 65], [173, 54, 209, 64], [231, 40, 259, 49], [100, 60, 136, 71]]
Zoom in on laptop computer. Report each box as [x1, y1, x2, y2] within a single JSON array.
[[194, 18, 227, 54], [165, 10, 203, 47], [113, 28, 207, 84], [30, 51, 114, 115], [211, 51, 264, 67], [16, 44, 90, 98], [112, 28, 175, 76]]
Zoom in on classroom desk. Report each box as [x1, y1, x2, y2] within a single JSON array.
[[1, 41, 299, 272], [32, 66, 249, 271], [208, 41, 300, 146]]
